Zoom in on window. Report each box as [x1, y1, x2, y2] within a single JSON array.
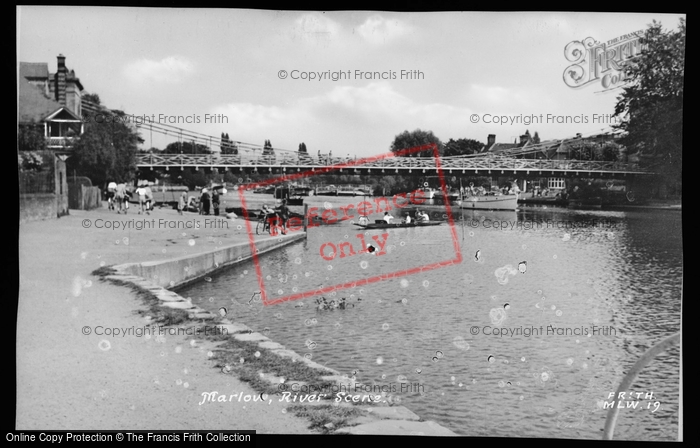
[[548, 178, 565, 189]]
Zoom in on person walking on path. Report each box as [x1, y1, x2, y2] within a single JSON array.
[[107, 181, 117, 210], [135, 185, 148, 214], [144, 185, 153, 214], [115, 182, 128, 214]]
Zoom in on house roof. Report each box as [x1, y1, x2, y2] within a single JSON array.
[[18, 77, 63, 123], [19, 62, 49, 80], [19, 77, 82, 124], [487, 138, 533, 153], [487, 142, 519, 152]]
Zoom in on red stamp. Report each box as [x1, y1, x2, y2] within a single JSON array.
[[238, 143, 462, 306]]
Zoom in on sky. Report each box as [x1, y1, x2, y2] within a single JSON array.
[[17, 8, 685, 158]]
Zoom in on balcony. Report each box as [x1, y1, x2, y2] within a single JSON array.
[[47, 136, 78, 149]]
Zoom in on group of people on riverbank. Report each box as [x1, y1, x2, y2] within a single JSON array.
[[191, 188, 221, 216], [107, 182, 157, 215], [107, 182, 226, 216]]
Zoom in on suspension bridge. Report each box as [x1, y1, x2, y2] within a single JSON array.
[[131, 116, 652, 178]]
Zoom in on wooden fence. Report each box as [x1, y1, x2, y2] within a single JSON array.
[[68, 184, 102, 210]]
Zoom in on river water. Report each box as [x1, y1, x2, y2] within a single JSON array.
[[178, 195, 682, 440]]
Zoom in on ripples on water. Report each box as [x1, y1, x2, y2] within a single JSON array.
[[177, 203, 681, 440]]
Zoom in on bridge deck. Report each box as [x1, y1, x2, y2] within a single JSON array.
[[136, 153, 650, 176]]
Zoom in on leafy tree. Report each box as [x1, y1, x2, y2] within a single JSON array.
[[18, 123, 48, 152], [163, 140, 210, 154], [219, 132, 237, 155], [262, 139, 274, 156], [613, 18, 684, 177], [68, 109, 142, 186], [533, 132, 541, 144], [298, 142, 308, 153], [18, 150, 47, 171], [567, 140, 619, 161], [82, 93, 101, 105], [443, 138, 484, 157], [390, 129, 443, 157], [180, 168, 209, 190]]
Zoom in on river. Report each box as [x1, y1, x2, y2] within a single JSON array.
[[178, 194, 682, 440]]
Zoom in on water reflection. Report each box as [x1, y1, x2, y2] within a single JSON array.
[[177, 204, 681, 440]]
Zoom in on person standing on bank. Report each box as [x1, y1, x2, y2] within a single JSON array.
[[212, 189, 220, 216], [200, 188, 211, 215], [274, 198, 289, 234], [178, 192, 186, 215]]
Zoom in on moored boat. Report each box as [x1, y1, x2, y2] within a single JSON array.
[[315, 185, 338, 196], [460, 193, 519, 211]]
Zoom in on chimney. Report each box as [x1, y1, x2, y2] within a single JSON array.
[[56, 54, 67, 106], [487, 134, 495, 147]]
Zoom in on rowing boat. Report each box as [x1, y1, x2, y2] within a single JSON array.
[[353, 221, 443, 230]]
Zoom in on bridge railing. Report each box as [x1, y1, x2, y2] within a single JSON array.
[[136, 152, 646, 173]]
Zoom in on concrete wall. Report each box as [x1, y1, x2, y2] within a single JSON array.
[[20, 194, 57, 223], [117, 233, 305, 289]]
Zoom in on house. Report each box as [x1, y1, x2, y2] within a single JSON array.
[[19, 54, 84, 151], [484, 132, 532, 154], [485, 131, 567, 195], [19, 54, 88, 222]]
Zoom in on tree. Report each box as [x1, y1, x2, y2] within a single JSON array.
[[68, 109, 141, 186], [390, 129, 442, 157], [163, 140, 210, 154], [533, 132, 541, 144], [18, 123, 48, 152], [613, 18, 684, 177], [82, 93, 101, 105], [220, 132, 237, 155], [262, 139, 274, 156], [298, 142, 308, 153], [567, 140, 619, 161], [443, 138, 484, 157]]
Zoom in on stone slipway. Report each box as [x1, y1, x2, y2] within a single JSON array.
[[104, 229, 458, 436], [114, 232, 305, 290]]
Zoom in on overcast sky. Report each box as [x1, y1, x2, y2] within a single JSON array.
[[17, 8, 685, 157]]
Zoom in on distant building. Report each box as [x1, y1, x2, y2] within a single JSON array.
[[19, 54, 84, 151], [485, 131, 534, 154], [484, 131, 627, 196]]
